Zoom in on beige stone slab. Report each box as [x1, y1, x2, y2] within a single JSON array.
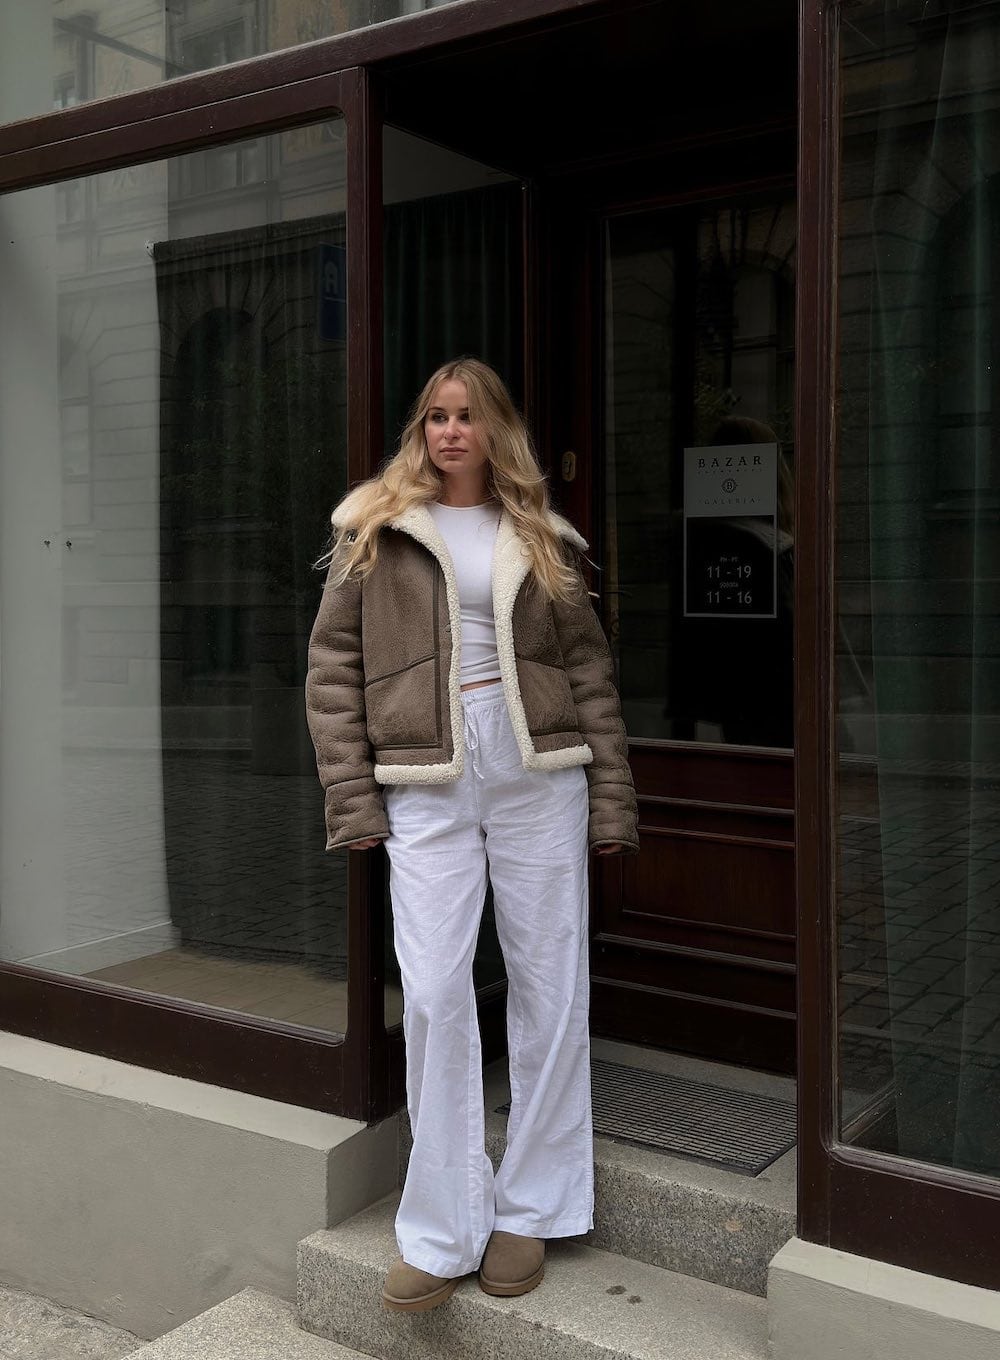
[[299, 1194, 769, 1360], [770, 1238, 1000, 1360], [129, 1290, 362, 1359]]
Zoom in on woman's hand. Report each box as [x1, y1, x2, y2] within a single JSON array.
[[346, 837, 383, 850], [594, 842, 627, 856]]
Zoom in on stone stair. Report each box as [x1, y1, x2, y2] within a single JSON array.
[[401, 1039, 797, 1297], [298, 1192, 768, 1360], [125, 1043, 793, 1359], [518, 1039, 795, 1298], [127, 1290, 366, 1359]]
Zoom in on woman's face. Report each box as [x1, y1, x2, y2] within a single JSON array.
[[424, 379, 490, 489]]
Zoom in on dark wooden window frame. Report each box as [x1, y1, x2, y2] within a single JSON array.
[[796, 0, 1000, 1292], [0, 0, 644, 189]]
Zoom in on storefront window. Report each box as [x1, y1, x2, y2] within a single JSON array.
[[0, 119, 352, 1036], [19, 1, 461, 118], [837, 0, 1000, 1175]]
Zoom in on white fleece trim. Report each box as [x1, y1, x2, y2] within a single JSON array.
[[374, 757, 461, 785], [491, 511, 593, 770], [332, 491, 589, 553], [525, 743, 593, 771], [492, 512, 539, 769], [330, 484, 373, 531], [548, 512, 588, 554]]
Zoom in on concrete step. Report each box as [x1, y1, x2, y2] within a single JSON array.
[[126, 1289, 367, 1359], [399, 1039, 797, 1298], [297, 1194, 769, 1360], [577, 1040, 795, 1299]]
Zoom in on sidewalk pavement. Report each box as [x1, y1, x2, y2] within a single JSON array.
[[0, 1286, 140, 1360]]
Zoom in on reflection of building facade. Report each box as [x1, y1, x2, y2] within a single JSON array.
[[2, 1, 1000, 1356], [52, 0, 451, 106]]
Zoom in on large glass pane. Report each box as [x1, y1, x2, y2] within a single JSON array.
[[0, 120, 351, 1035], [381, 126, 524, 1026], [837, 0, 1000, 1174], [604, 200, 795, 745], [0, 1, 461, 120]]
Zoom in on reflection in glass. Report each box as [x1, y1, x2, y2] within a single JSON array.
[[837, 0, 1000, 1175], [604, 201, 795, 745], [38, 2, 462, 117], [0, 121, 351, 1035]]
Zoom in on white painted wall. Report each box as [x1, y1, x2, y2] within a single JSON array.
[[0, 1, 71, 958]]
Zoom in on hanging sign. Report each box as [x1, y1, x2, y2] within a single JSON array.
[[683, 443, 779, 618]]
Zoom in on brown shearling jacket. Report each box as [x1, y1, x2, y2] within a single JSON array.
[[305, 498, 639, 854]]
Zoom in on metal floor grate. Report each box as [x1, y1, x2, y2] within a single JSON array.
[[499, 1059, 797, 1176]]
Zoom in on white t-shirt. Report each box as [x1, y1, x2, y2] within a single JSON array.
[[428, 500, 502, 685]]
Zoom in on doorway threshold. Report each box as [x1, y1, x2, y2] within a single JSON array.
[[496, 1042, 795, 1176], [481, 1039, 797, 1296]]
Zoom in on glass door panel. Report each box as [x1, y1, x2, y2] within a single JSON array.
[[604, 198, 795, 748], [836, 0, 1000, 1177], [590, 190, 797, 1070]]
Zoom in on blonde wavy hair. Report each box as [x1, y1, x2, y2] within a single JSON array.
[[323, 358, 580, 602]]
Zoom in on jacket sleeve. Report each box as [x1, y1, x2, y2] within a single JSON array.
[[305, 569, 389, 852], [551, 557, 640, 854]]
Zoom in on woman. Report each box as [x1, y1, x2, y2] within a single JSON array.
[[305, 358, 638, 1313]]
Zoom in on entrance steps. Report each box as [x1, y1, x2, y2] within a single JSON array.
[[126, 1290, 365, 1359], [128, 1043, 792, 1359], [297, 1192, 768, 1360], [399, 1038, 797, 1297]]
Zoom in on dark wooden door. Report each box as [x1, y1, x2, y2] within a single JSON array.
[[540, 158, 798, 1075]]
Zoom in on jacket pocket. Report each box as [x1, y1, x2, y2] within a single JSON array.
[[517, 657, 580, 738], [364, 651, 436, 688], [365, 654, 441, 749]]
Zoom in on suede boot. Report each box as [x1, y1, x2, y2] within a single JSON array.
[[478, 1231, 545, 1297], [382, 1257, 460, 1312]]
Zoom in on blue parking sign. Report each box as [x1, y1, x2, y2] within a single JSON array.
[[318, 243, 346, 342]]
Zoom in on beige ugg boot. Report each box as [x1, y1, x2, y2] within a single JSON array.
[[382, 1257, 461, 1312], [478, 1231, 545, 1297]]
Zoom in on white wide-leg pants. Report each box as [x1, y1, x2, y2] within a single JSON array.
[[384, 682, 594, 1278]]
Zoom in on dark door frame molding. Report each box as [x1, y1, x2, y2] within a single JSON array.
[[795, 0, 1000, 1292]]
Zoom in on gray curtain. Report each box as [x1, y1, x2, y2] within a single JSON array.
[[155, 219, 349, 966], [383, 182, 524, 448]]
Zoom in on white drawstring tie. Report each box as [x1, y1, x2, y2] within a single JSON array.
[[463, 703, 484, 780]]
